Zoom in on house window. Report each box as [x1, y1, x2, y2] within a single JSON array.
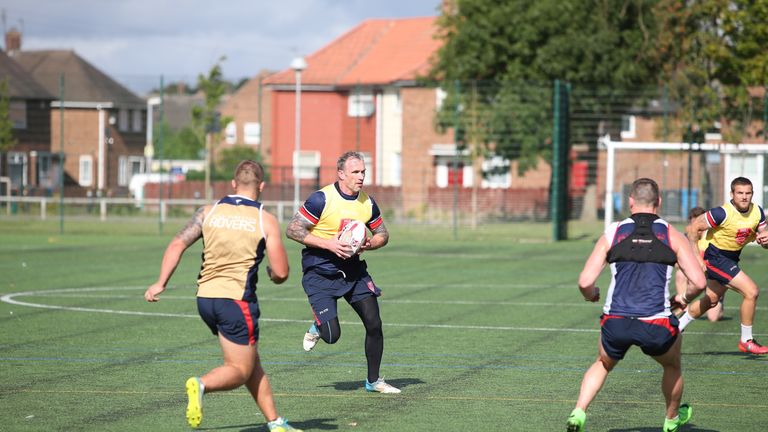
[[244, 122, 261, 145], [118, 109, 129, 132], [132, 109, 143, 132], [620, 115, 636, 139], [435, 156, 471, 188], [118, 156, 145, 186], [7, 152, 26, 189], [79, 155, 93, 187], [37, 152, 54, 188], [9, 100, 26, 129], [705, 121, 722, 141], [348, 92, 374, 117], [481, 155, 511, 188], [225, 121, 237, 144], [435, 88, 447, 110], [293, 150, 320, 180]]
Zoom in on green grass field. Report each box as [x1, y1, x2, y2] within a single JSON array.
[[1, 218, 767, 431]]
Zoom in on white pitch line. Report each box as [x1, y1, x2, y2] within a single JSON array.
[[12, 290, 767, 311], [0, 286, 752, 336]]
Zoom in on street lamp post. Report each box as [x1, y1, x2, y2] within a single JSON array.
[[291, 56, 307, 213], [145, 96, 162, 173]]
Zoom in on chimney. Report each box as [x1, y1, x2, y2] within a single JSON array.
[[441, 0, 457, 15], [5, 27, 21, 55]]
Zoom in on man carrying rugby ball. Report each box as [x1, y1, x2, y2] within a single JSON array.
[[286, 151, 400, 394]]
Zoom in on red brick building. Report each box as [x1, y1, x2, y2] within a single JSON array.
[[11, 48, 147, 197]]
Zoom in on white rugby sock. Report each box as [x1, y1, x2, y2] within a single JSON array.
[[741, 324, 753, 342], [678, 312, 695, 331]]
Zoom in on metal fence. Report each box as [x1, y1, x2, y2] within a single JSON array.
[[4, 68, 768, 234]]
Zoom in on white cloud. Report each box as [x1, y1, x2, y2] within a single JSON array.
[[3, 0, 439, 94]]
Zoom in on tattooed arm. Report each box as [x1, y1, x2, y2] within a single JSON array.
[[285, 212, 354, 259], [144, 206, 208, 302], [362, 221, 389, 251]]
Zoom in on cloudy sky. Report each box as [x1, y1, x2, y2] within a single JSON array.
[[4, 0, 441, 94]]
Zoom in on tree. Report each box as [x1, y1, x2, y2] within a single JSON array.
[[156, 120, 204, 160], [216, 145, 269, 181], [0, 79, 17, 154], [652, 0, 768, 143], [191, 57, 233, 198], [429, 0, 662, 174]]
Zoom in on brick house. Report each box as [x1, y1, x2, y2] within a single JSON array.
[[263, 18, 445, 199], [218, 70, 274, 163], [0, 47, 55, 195], [11, 47, 147, 197]]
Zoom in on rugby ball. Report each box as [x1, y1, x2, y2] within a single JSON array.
[[338, 220, 367, 255]]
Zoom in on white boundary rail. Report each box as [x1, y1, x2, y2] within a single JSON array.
[[0, 197, 292, 223]]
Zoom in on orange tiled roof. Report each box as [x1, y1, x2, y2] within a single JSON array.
[[264, 17, 440, 87]]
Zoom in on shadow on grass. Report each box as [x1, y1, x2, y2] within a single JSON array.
[[686, 349, 768, 361], [609, 424, 717, 432], [199, 417, 339, 431], [319, 377, 426, 392]]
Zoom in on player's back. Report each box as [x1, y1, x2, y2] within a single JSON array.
[[198, 195, 266, 301]]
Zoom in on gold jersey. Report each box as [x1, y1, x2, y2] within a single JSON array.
[[703, 201, 764, 252], [197, 195, 266, 301], [305, 183, 375, 239]]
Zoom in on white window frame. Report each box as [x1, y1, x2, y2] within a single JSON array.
[[435, 88, 447, 110], [434, 156, 472, 188], [7, 151, 27, 188], [243, 122, 261, 145], [37, 152, 54, 188], [481, 155, 511, 188], [225, 121, 237, 144], [348, 92, 375, 117], [79, 155, 93, 187], [118, 155, 146, 186], [293, 150, 320, 180], [620, 115, 636, 139], [705, 121, 722, 141]]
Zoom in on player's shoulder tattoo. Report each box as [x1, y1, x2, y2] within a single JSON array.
[[176, 206, 205, 245]]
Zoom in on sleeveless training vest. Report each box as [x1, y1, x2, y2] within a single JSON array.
[[607, 213, 676, 266]]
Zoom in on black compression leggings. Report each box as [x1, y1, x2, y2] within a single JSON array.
[[316, 295, 383, 383]]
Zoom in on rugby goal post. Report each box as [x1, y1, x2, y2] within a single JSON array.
[[600, 135, 768, 231]]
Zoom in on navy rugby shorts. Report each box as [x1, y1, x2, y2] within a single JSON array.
[[197, 297, 260, 345], [302, 269, 381, 325], [703, 248, 741, 285], [600, 314, 679, 360]]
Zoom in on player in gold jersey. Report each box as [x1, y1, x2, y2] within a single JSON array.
[[286, 151, 400, 394], [144, 161, 301, 431], [676, 177, 768, 354]]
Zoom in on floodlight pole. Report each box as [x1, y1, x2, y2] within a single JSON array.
[[291, 56, 307, 213]]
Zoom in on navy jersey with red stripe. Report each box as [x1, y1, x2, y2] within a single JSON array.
[[299, 182, 382, 275], [603, 217, 675, 318]]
